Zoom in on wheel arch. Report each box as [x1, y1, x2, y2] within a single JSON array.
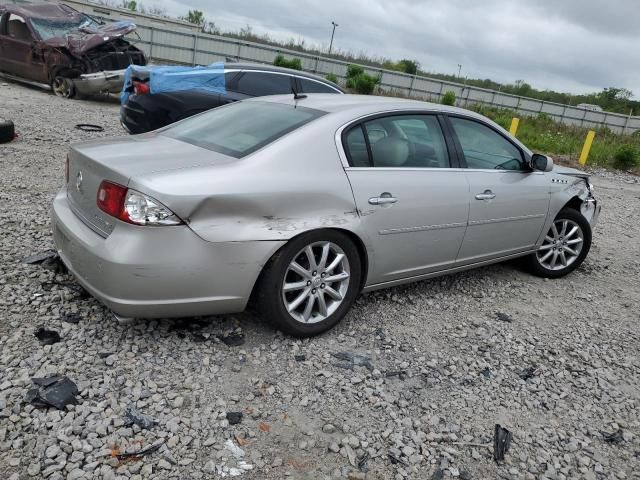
[[561, 195, 584, 213], [248, 227, 369, 306]]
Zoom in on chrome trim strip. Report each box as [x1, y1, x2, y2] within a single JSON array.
[[379, 222, 466, 235], [468, 213, 546, 226]]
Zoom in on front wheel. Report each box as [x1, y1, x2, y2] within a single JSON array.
[[256, 231, 362, 337], [52, 76, 75, 99], [526, 208, 592, 278]]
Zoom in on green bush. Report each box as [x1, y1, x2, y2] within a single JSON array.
[[613, 145, 639, 170], [346, 64, 364, 78], [273, 54, 302, 70], [441, 90, 456, 106], [325, 73, 338, 84]]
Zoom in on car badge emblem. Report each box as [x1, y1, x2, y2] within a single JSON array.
[[76, 171, 83, 192]]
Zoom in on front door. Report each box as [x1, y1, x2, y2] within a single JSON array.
[[342, 113, 470, 285], [447, 116, 550, 263]]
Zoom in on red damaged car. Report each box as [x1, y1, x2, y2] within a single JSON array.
[[0, 2, 146, 98]]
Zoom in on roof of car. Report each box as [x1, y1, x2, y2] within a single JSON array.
[[223, 63, 343, 91], [252, 93, 485, 117], [1, 2, 81, 19]]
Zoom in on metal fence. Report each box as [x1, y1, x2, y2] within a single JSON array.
[[61, 0, 640, 134]]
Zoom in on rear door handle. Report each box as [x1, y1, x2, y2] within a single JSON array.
[[475, 190, 496, 200], [368, 192, 397, 205]]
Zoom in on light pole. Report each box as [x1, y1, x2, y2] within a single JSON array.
[[457, 63, 462, 79], [328, 21, 339, 55]]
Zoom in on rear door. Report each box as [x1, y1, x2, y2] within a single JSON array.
[[342, 113, 470, 285], [446, 115, 550, 263]]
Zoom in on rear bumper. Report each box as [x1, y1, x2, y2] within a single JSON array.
[[73, 69, 127, 95], [51, 188, 284, 318], [120, 102, 151, 134]]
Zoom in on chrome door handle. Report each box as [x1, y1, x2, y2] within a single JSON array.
[[368, 193, 397, 205], [475, 190, 496, 200]]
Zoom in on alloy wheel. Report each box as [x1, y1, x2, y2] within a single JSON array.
[[536, 219, 584, 271], [281, 241, 351, 324], [52, 77, 73, 98]]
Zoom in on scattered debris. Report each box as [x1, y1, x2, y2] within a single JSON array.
[[74, 123, 104, 132], [480, 367, 492, 378], [294, 354, 306, 362], [357, 452, 369, 472], [97, 351, 114, 359], [493, 424, 512, 462], [519, 365, 539, 381], [23, 250, 66, 273], [226, 411, 243, 425], [218, 331, 245, 347], [388, 452, 408, 466], [385, 370, 408, 380], [332, 351, 374, 371], [258, 422, 271, 433], [602, 429, 625, 444], [61, 313, 82, 324], [431, 469, 445, 480], [115, 441, 163, 460], [123, 404, 157, 430], [34, 327, 61, 345], [495, 312, 513, 323], [24, 375, 79, 410]]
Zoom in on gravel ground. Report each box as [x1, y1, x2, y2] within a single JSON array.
[[1, 80, 639, 480]]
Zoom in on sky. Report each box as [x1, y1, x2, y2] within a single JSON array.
[[146, 0, 639, 97]]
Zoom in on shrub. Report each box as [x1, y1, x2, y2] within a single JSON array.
[[325, 73, 338, 84], [273, 54, 302, 70], [346, 64, 364, 78], [612, 145, 639, 170], [441, 90, 456, 106]]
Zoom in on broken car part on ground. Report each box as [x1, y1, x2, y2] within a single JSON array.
[[0, 3, 146, 98]]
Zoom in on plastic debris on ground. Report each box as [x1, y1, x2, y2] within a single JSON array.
[[493, 424, 513, 462], [23, 250, 66, 273], [332, 351, 374, 371], [123, 403, 157, 430], [213, 439, 254, 477], [602, 429, 625, 444], [226, 411, 243, 425], [115, 441, 163, 460], [495, 312, 514, 323], [218, 331, 245, 347], [24, 375, 79, 409], [34, 327, 61, 345]]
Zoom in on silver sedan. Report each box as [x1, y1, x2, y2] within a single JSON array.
[[52, 94, 600, 336]]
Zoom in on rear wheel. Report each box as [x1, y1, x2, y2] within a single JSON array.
[[257, 230, 362, 337], [52, 76, 75, 99], [526, 208, 591, 278]]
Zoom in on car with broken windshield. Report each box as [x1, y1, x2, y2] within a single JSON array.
[[0, 2, 146, 97], [52, 94, 600, 336]]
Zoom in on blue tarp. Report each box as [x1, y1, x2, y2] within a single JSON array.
[[120, 62, 226, 104]]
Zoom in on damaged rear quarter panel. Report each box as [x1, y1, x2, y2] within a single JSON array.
[[129, 117, 364, 244]]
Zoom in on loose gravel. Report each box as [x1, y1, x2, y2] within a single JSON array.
[[1, 79, 639, 480]]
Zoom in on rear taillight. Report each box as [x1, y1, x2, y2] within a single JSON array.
[[97, 180, 182, 226], [65, 155, 69, 184], [133, 81, 150, 95]]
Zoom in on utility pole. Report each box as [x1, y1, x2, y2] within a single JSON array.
[[328, 21, 338, 55], [457, 63, 462, 78]]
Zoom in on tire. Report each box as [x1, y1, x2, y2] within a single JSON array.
[[0, 118, 14, 143], [51, 76, 75, 99], [256, 230, 362, 337], [526, 208, 592, 278]]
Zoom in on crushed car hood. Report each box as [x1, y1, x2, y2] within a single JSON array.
[[553, 165, 591, 179], [42, 20, 137, 55]]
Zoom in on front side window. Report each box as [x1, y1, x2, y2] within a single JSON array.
[[6, 14, 34, 41], [162, 101, 325, 158], [235, 72, 293, 96], [298, 77, 340, 94], [344, 114, 450, 168], [449, 117, 525, 170]]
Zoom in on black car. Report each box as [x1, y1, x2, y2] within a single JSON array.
[[120, 63, 344, 134]]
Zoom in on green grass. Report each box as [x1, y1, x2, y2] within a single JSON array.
[[468, 105, 640, 170]]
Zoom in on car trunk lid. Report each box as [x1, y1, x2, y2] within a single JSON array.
[[66, 134, 235, 237]]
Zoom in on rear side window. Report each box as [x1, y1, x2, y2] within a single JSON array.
[[298, 78, 339, 94], [235, 72, 293, 96], [162, 101, 325, 158]]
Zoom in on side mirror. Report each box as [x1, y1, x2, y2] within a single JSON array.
[[531, 153, 554, 172]]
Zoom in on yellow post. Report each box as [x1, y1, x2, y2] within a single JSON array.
[[579, 130, 596, 165], [509, 117, 520, 136]]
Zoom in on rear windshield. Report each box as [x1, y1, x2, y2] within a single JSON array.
[[162, 101, 325, 158]]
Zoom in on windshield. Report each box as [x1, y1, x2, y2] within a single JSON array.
[[162, 101, 326, 158], [30, 15, 100, 40]]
